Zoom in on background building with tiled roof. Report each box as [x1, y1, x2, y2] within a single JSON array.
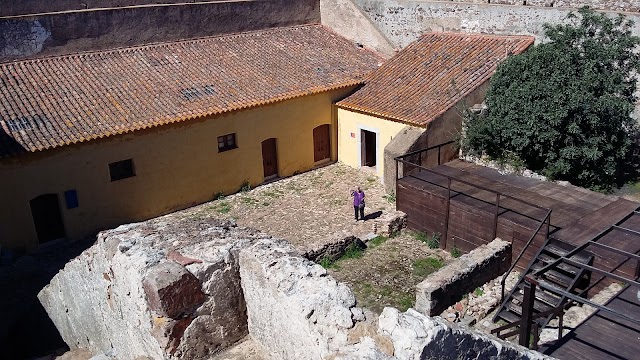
[[335, 32, 534, 191], [0, 25, 381, 251]]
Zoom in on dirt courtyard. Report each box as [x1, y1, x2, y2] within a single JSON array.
[[173, 163, 452, 313], [177, 163, 399, 254]]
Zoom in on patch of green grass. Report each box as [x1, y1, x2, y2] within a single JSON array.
[[451, 247, 462, 258], [474, 287, 484, 297], [356, 282, 374, 296], [411, 231, 440, 249], [189, 213, 206, 220], [239, 180, 251, 192], [241, 197, 258, 205], [427, 233, 440, 249], [369, 235, 388, 248], [285, 182, 303, 192], [213, 191, 225, 200], [411, 231, 430, 243], [319, 257, 338, 269], [398, 294, 414, 312], [335, 167, 348, 176], [262, 190, 284, 198], [340, 243, 364, 260], [210, 201, 231, 214], [380, 285, 393, 297], [383, 192, 396, 204], [412, 257, 444, 278]]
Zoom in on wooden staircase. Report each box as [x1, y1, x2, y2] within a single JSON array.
[[493, 238, 594, 331]]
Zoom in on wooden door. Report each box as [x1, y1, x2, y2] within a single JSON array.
[[362, 130, 376, 166], [313, 124, 330, 162], [30, 194, 65, 244], [262, 138, 278, 178]]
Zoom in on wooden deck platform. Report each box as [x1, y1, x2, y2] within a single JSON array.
[[397, 160, 639, 269], [396, 159, 640, 360], [543, 285, 640, 360]]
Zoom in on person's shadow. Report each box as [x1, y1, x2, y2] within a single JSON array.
[[362, 210, 382, 221]]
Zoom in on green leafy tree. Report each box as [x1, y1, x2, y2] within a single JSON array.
[[464, 7, 640, 191]]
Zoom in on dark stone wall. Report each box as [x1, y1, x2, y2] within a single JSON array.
[[0, 0, 320, 62], [1, 1, 247, 17]]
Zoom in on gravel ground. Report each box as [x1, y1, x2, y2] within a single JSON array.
[[175, 163, 398, 254]]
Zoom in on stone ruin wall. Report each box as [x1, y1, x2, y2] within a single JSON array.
[[417, 0, 640, 13], [38, 214, 552, 359], [349, 0, 640, 49], [0, 0, 320, 62], [0, 1, 209, 17], [329, 0, 640, 116]]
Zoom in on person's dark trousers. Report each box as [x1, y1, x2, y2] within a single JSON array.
[[359, 206, 365, 220], [354, 205, 359, 220]]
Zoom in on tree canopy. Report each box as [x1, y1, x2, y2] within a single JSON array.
[[463, 7, 640, 191]]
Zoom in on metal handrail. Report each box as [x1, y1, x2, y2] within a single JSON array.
[[537, 280, 640, 326], [395, 140, 456, 160], [395, 142, 554, 309], [500, 209, 552, 303]]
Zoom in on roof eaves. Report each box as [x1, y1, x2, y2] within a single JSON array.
[[336, 102, 428, 128], [6, 80, 365, 158]]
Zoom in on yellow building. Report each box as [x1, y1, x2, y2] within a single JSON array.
[[335, 33, 534, 191], [0, 25, 380, 252]]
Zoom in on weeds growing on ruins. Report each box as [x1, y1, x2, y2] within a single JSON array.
[[463, 8, 640, 191]]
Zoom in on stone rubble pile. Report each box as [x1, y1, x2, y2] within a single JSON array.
[[441, 271, 520, 325]]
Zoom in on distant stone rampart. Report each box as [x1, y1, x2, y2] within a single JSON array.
[[0, 0, 320, 62], [351, 0, 640, 48]]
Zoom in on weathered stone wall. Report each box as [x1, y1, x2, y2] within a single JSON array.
[[0, 0, 320, 61], [1, 1, 207, 17], [352, 0, 640, 48], [38, 214, 372, 359], [239, 238, 364, 359], [38, 217, 264, 359], [39, 213, 555, 359], [320, 0, 397, 57], [377, 307, 553, 359], [415, 238, 511, 316]]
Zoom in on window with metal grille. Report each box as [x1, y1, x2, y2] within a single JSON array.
[[217, 133, 237, 152]]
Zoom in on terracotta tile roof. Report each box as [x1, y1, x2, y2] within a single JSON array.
[[0, 25, 382, 158], [337, 32, 534, 127]]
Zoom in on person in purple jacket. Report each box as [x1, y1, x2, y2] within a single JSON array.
[[351, 187, 366, 221]]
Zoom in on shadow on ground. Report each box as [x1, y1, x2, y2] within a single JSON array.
[[0, 237, 96, 359]]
